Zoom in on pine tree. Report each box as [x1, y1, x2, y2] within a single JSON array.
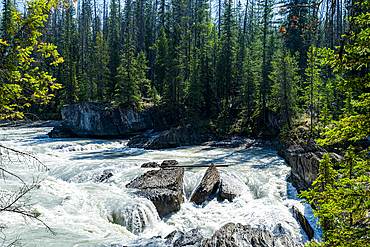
[[136, 51, 151, 98], [91, 31, 110, 101], [280, 0, 310, 75], [115, 21, 143, 110], [216, 0, 237, 103], [153, 25, 168, 96], [0, 0, 15, 44], [269, 48, 300, 129], [58, 6, 80, 105], [108, 0, 121, 99], [303, 45, 322, 137], [258, 0, 275, 123]]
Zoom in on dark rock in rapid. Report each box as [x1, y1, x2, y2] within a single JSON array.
[[292, 206, 314, 240], [164, 229, 203, 247], [161, 160, 179, 168], [48, 102, 162, 138], [94, 169, 114, 182], [141, 162, 160, 168], [48, 123, 78, 138], [128, 135, 153, 148], [173, 229, 203, 247], [190, 163, 220, 205], [128, 126, 215, 149], [126, 168, 184, 218], [145, 130, 181, 149], [165, 230, 185, 245], [201, 223, 303, 247], [219, 170, 249, 201]]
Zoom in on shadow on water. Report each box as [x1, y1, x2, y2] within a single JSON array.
[[69, 149, 146, 160]]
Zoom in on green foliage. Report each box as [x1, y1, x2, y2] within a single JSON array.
[[270, 48, 300, 129], [91, 31, 110, 101], [216, 0, 237, 102], [136, 51, 151, 98], [303, 45, 322, 137], [58, 6, 79, 105], [300, 1, 370, 246], [115, 35, 143, 111], [300, 151, 370, 246], [0, 0, 65, 119]]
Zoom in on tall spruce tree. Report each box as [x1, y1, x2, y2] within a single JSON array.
[[269, 48, 300, 129], [303, 45, 322, 137], [216, 0, 237, 103], [108, 0, 121, 99], [115, 21, 143, 110], [58, 6, 80, 105]]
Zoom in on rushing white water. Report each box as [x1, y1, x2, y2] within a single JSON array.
[[0, 127, 321, 246]]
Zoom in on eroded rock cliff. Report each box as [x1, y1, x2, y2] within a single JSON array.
[[48, 102, 163, 138]]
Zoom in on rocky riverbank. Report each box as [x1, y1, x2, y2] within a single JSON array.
[[119, 222, 304, 247], [123, 159, 315, 244], [47, 102, 343, 192]]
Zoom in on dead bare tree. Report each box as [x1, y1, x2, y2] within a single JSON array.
[[0, 144, 54, 246]]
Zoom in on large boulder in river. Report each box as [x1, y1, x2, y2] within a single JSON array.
[[128, 126, 214, 149], [145, 130, 181, 149], [165, 229, 203, 247], [219, 171, 249, 201], [126, 168, 184, 218], [202, 223, 303, 247], [48, 102, 164, 138], [190, 163, 220, 205]]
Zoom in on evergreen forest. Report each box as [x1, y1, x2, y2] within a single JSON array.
[[0, 0, 369, 245], [0, 0, 360, 136]]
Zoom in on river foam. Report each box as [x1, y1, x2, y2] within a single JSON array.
[[0, 127, 321, 246]]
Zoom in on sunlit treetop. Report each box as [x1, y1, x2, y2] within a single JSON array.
[[0, 0, 76, 120]]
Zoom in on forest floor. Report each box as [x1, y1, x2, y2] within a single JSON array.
[[0, 120, 62, 128]]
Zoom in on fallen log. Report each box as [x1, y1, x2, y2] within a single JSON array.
[[141, 163, 230, 168]]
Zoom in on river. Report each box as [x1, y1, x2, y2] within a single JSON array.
[[0, 127, 321, 246]]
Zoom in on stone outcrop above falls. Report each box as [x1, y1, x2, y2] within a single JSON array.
[[126, 167, 184, 218], [278, 138, 342, 191], [48, 102, 164, 138]]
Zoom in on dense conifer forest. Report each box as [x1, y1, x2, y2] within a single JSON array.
[[0, 0, 369, 245], [0, 0, 358, 136]]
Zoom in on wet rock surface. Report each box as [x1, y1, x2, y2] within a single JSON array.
[[116, 223, 305, 247], [94, 169, 114, 182], [128, 126, 212, 149], [190, 163, 220, 205], [126, 168, 184, 218], [292, 206, 314, 240], [145, 130, 181, 149], [202, 223, 304, 247], [161, 160, 179, 168], [219, 170, 249, 201], [48, 102, 162, 138], [278, 138, 342, 191], [173, 229, 203, 247], [141, 162, 160, 168]]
